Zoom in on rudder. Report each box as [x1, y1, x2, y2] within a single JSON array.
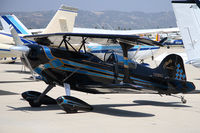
[[155, 54, 186, 81]]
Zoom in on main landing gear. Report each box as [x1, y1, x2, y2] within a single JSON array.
[[56, 83, 93, 113], [22, 84, 56, 107], [22, 83, 93, 113], [56, 96, 93, 113]]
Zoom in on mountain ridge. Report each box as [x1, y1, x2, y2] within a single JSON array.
[[0, 10, 177, 30]]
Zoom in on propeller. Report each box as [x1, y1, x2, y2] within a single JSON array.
[[9, 26, 36, 80], [159, 37, 168, 45]]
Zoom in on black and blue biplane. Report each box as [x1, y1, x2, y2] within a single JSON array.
[[10, 27, 196, 113]]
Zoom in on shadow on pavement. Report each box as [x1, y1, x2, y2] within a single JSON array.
[[133, 100, 191, 107], [92, 104, 155, 117], [5, 70, 30, 74], [6, 100, 191, 117]]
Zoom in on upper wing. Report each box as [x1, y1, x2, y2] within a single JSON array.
[[24, 32, 164, 47], [73, 27, 179, 35]]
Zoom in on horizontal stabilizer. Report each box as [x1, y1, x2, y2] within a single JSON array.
[[185, 90, 200, 94]]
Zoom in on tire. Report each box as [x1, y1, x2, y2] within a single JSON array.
[[57, 96, 93, 113], [65, 108, 78, 113], [22, 91, 56, 105], [29, 101, 42, 107]]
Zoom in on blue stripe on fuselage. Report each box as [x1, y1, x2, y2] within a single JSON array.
[[0, 49, 10, 51], [41, 45, 168, 89], [42, 46, 55, 60], [61, 59, 114, 75], [42, 46, 115, 76], [58, 66, 115, 79]]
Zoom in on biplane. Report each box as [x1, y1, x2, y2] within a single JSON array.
[[10, 27, 196, 113]]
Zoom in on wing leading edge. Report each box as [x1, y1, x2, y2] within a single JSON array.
[[24, 32, 164, 47]]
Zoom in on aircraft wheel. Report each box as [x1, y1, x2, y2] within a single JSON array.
[[22, 91, 57, 106], [56, 96, 93, 113], [64, 107, 78, 113], [28, 100, 42, 107], [181, 96, 187, 104], [8, 61, 16, 64]]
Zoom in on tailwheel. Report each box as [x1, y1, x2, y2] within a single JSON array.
[[181, 96, 187, 104], [171, 95, 187, 104], [56, 96, 93, 113]]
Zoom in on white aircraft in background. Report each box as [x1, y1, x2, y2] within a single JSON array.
[[0, 5, 78, 63], [172, 0, 200, 68], [0, 5, 178, 62]]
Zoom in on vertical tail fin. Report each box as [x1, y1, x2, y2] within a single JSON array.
[[155, 54, 186, 81], [42, 5, 78, 34], [0, 15, 31, 35], [172, 1, 200, 63], [155, 54, 196, 93]]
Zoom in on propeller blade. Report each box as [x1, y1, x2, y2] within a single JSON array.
[[22, 54, 36, 80], [159, 37, 168, 44], [9, 25, 36, 80], [10, 26, 23, 46]]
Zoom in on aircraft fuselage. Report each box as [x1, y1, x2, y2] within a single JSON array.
[[23, 44, 195, 95]]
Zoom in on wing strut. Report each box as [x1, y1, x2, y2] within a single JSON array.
[[58, 36, 77, 52], [78, 37, 87, 53], [119, 42, 133, 83]]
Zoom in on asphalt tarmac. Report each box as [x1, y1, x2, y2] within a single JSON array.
[[0, 47, 200, 133]]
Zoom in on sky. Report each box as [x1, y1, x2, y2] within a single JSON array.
[[0, 0, 173, 12]]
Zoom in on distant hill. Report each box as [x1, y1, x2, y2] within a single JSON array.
[[0, 10, 177, 30]]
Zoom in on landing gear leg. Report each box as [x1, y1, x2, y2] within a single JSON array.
[[61, 83, 77, 113], [64, 83, 71, 96], [34, 84, 55, 104], [22, 84, 56, 107]]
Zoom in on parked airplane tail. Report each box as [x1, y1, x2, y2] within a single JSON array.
[[172, 1, 200, 65], [42, 5, 78, 34], [155, 54, 195, 93], [0, 15, 31, 34], [155, 54, 186, 81], [0, 5, 78, 35]]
